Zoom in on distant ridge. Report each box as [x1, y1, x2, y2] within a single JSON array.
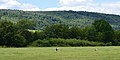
[[0, 9, 120, 30]]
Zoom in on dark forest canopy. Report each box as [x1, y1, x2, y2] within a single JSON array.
[[0, 9, 120, 47], [0, 9, 120, 30], [0, 19, 120, 47]]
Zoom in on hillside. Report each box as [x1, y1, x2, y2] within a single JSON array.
[[0, 9, 120, 30]]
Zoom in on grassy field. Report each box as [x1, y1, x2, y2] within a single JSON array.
[[0, 46, 120, 60]]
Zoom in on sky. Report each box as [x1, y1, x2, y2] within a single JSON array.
[[0, 0, 120, 15]]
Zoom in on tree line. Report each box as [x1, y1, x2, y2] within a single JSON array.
[[0, 19, 120, 47]]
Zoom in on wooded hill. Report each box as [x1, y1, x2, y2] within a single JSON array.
[[0, 9, 120, 30]]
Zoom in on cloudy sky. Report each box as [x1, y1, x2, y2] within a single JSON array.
[[0, 0, 120, 15]]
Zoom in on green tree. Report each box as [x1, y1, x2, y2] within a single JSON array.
[[17, 19, 36, 29], [92, 19, 114, 43], [114, 30, 120, 41], [0, 20, 15, 45], [113, 30, 120, 45], [33, 31, 46, 40], [9, 34, 26, 47], [83, 25, 97, 41], [93, 19, 113, 32], [0, 20, 26, 47], [44, 24, 69, 39], [69, 26, 83, 39], [20, 30, 34, 45]]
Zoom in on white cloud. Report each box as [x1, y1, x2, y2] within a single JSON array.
[[101, 2, 120, 8], [0, 0, 9, 2], [0, 0, 20, 9], [0, 5, 7, 9], [44, 0, 120, 15], [0, 0, 40, 11], [20, 4, 40, 11], [60, 0, 93, 6]]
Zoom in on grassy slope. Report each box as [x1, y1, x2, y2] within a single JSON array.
[[0, 47, 120, 60]]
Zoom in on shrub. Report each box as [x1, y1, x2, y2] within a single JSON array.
[[106, 42, 112, 46], [29, 38, 106, 47]]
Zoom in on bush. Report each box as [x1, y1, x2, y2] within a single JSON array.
[[29, 38, 106, 47], [106, 42, 112, 46], [30, 39, 51, 47]]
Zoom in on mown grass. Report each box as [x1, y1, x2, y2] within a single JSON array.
[[0, 46, 120, 60]]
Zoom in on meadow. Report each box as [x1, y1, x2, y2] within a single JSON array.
[[0, 46, 120, 60]]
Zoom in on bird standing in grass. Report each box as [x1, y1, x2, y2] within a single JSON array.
[[95, 48, 97, 51], [56, 48, 59, 51]]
